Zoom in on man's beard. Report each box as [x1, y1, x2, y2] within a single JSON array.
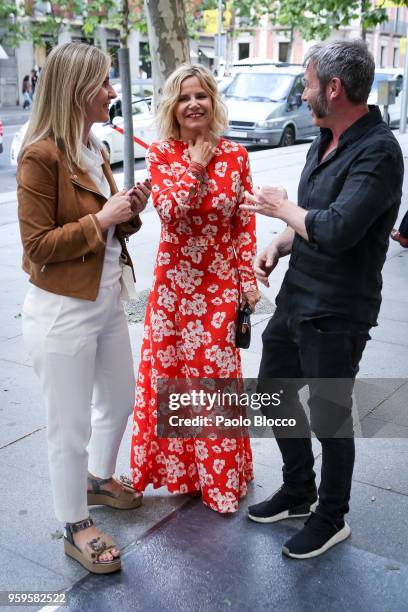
[[309, 89, 329, 118]]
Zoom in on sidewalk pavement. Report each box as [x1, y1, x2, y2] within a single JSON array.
[[0, 135, 407, 611], [0, 106, 31, 127]]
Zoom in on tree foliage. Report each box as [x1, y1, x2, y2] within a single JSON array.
[[0, 0, 147, 48], [189, 0, 408, 42]]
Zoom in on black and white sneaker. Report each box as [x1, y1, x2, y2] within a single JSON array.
[[247, 487, 318, 524], [282, 512, 351, 559]]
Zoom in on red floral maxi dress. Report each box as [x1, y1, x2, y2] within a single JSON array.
[[130, 138, 258, 513]]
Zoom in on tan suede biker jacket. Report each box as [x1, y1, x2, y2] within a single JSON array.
[[17, 137, 141, 301]]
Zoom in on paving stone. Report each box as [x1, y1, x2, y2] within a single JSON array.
[[359, 339, 408, 378], [370, 382, 408, 427], [352, 438, 408, 495], [353, 378, 406, 419], [369, 318, 408, 347], [0, 360, 44, 447], [67, 499, 408, 612], [0, 335, 31, 367], [379, 297, 408, 323], [359, 415, 408, 438], [0, 463, 87, 585], [0, 547, 67, 595]]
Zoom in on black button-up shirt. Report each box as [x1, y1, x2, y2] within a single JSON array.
[[278, 106, 404, 326]]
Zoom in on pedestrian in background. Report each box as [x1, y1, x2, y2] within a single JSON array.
[[242, 40, 404, 559], [30, 68, 38, 98], [17, 42, 151, 574], [130, 64, 260, 513], [22, 75, 31, 109]]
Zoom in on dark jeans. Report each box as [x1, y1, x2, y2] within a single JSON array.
[[258, 306, 371, 522]]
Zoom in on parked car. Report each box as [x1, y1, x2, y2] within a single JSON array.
[[10, 97, 157, 167], [94, 97, 156, 163], [0, 118, 3, 154], [222, 65, 318, 147]]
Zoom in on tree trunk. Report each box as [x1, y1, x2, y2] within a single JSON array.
[[144, 0, 190, 109], [119, 0, 135, 190]]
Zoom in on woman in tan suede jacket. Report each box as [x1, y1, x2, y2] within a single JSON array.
[[17, 42, 151, 575]]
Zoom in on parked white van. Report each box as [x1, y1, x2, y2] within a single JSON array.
[[222, 65, 319, 147]]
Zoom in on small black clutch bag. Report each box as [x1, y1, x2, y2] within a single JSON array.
[[236, 304, 253, 349]]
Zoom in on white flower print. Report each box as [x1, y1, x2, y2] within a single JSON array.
[[179, 293, 207, 316], [220, 140, 240, 153], [195, 440, 209, 460], [157, 164, 173, 176], [197, 462, 214, 486], [168, 439, 185, 454], [230, 170, 241, 194], [226, 468, 239, 491], [166, 455, 187, 483], [222, 288, 238, 303], [208, 252, 233, 280], [215, 161, 227, 177], [181, 239, 208, 264], [170, 161, 187, 177], [226, 321, 236, 345], [213, 459, 225, 474], [221, 438, 237, 452], [202, 224, 218, 239], [211, 297, 223, 306], [211, 311, 226, 329], [150, 309, 175, 342], [166, 261, 204, 294], [181, 320, 212, 354], [157, 345, 177, 368], [157, 252, 171, 266], [157, 285, 177, 311], [133, 445, 147, 467]]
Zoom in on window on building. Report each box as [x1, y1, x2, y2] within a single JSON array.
[[380, 46, 387, 68], [278, 42, 290, 62], [393, 47, 399, 68], [238, 43, 250, 60], [139, 42, 151, 78]]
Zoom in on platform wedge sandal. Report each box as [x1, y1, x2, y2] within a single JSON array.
[[87, 474, 142, 510], [64, 517, 121, 574]]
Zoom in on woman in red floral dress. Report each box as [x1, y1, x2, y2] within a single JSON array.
[[130, 64, 260, 513]]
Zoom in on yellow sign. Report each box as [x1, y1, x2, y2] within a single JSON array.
[[202, 8, 232, 33], [400, 37, 407, 55], [203, 9, 218, 34], [377, 1, 404, 7]]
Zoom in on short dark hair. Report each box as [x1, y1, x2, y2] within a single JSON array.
[[304, 39, 375, 104]]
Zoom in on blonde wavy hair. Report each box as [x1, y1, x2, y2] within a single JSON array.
[[157, 63, 228, 140], [19, 42, 110, 170]]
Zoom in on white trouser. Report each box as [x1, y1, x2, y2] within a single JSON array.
[[22, 283, 135, 523]]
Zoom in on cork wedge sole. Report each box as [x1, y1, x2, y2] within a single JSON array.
[[63, 538, 121, 574], [87, 491, 143, 509]]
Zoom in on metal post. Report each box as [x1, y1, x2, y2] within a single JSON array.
[[118, 46, 135, 190], [214, 0, 223, 76], [399, 25, 408, 133]]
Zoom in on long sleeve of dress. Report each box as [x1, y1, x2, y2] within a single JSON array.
[[231, 148, 258, 294], [146, 141, 203, 226]]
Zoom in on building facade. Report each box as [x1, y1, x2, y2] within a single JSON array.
[[0, 2, 407, 108]]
